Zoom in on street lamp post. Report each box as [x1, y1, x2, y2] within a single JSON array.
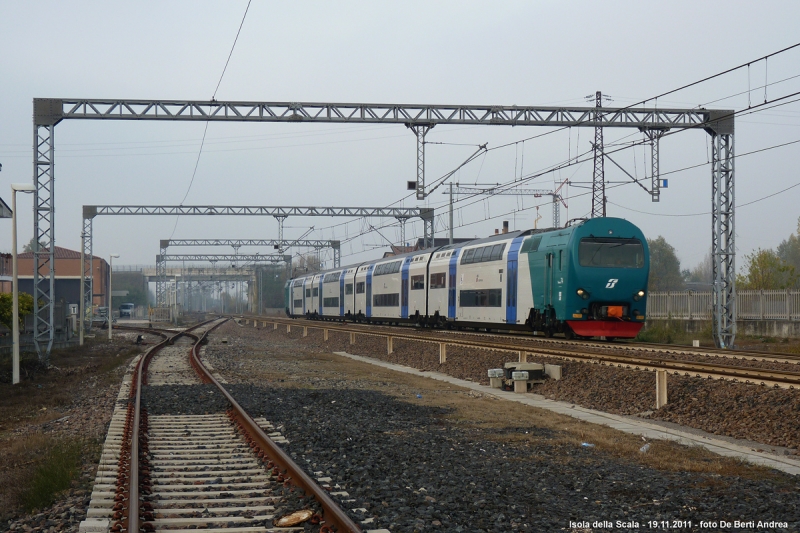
[[11, 183, 36, 385], [108, 254, 119, 340]]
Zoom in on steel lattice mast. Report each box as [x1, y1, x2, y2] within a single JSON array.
[[591, 91, 606, 218]]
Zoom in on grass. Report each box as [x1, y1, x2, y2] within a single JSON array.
[[20, 437, 85, 512], [0, 335, 145, 520], [0, 434, 93, 516], [636, 319, 713, 345]]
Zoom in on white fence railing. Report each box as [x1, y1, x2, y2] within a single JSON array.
[[647, 290, 800, 321]]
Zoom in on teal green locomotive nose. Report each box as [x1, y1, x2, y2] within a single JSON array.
[[522, 217, 649, 339]]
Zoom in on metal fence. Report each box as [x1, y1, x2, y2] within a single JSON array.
[[647, 290, 800, 321]]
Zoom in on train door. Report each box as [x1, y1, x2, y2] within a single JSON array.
[[544, 252, 554, 308], [401, 257, 410, 319], [366, 265, 373, 318], [447, 250, 460, 319]]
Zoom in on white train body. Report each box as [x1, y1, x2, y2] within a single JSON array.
[[287, 230, 530, 328]]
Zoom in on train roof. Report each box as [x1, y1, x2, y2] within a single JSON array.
[[289, 221, 642, 280]]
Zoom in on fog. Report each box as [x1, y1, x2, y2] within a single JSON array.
[[1, 1, 799, 273]]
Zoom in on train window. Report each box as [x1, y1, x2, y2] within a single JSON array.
[[312, 288, 319, 297], [323, 272, 339, 283], [373, 293, 400, 307], [345, 284, 354, 295], [460, 289, 503, 307], [461, 248, 476, 264], [356, 282, 365, 294], [521, 235, 542, 253], [429, 272, 447, 289], [559, 250, 563, 271], [490, 243, 505, 261], [473, 247, 486, 263], [305, 289, 311, 297], [374, 261, 401, 276], [579, 238, 644, 268], [323, 297, 339, 307], [293, 299, 303, 308], [411, 275, 425, 290]]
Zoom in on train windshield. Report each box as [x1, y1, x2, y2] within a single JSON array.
[[579, 238, 644, 268]]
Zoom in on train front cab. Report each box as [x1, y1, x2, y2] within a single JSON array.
[[563, 218, 649, 339]]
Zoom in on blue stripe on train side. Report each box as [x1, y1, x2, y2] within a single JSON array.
[[401, 257, 411, 319], [366, 265, 373, 318], [447, 249, 460, 319], [339, 271, 345, 317], [506, 236, 526, 324]]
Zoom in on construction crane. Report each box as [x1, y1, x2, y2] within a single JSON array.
[[444, 179, 568, 243]]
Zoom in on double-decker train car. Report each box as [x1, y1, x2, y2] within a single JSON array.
[[285, 217, 649, 339]]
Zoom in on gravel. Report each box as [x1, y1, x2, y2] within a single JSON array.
[[198, 322, 800, 532], [142, 384, 229, 415], [270, 323, 800, 452]]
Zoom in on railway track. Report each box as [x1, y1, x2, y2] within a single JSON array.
[[81, 317, 364, 533], [241, 316, 800, 389]]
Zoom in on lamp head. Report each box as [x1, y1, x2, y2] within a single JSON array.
[[110, 254, 120, 259]]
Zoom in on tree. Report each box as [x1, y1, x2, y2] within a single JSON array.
[[737, 248, 797, 290], [0, 292, 34, 331], [293, 253, 321, 275], [684, 250, 713, 287], [22, 237, 47, 253], [776, 216, 800, 284], [647, 236, 684, 291]]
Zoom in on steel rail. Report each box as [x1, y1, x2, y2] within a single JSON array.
[[187, 319, 363, 532], [118, 318, 219, 532], [248, 316, 800, 389], [433, 326, 800, 365]]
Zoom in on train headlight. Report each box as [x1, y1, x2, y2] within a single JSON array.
[[576, 288, 590, 300], [633, 289, 645, 301]]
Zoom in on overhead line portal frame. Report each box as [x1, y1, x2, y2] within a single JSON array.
[[34, 98, 735, 360], [80, 204, 430, 341]]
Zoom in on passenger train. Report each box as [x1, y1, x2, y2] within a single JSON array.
[[285, 217, 649, 339]]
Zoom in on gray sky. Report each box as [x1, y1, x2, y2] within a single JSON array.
[[1, 1, 799, 272]]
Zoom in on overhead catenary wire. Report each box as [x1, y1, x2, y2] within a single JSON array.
[[270, 43, 800, 260], [170, 0, 252, 239]]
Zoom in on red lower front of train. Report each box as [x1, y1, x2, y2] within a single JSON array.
[[566, 320, 643, 338]]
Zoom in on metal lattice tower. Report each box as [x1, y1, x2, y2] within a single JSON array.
[[591, 91, 606, 218], [643, 128, 669, 202], [79, 217, 93, 338], [711, 130, 736, 348], [407, 124, 434, 200]]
